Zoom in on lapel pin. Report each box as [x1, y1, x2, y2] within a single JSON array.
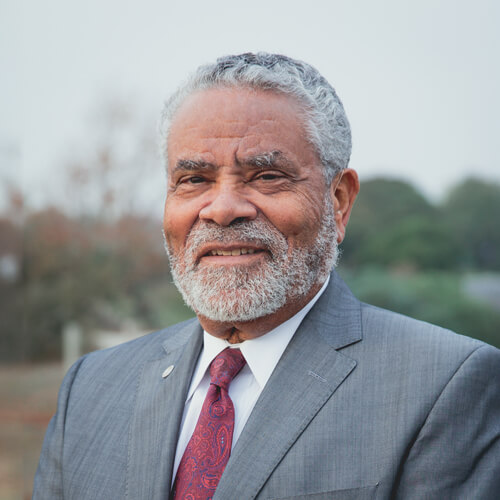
[[162, 365, 175, 378]]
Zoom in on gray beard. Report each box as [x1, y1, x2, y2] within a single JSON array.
[[164, 197, 339, 323]]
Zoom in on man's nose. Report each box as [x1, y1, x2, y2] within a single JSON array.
[[199, 187, 258, 226]]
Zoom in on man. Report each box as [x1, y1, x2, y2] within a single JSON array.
[[34, 53, 500, 499]]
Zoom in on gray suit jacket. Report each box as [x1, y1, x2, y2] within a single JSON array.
[[33, 272, 500, 499]]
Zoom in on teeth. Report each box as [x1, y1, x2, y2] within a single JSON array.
[[208, 248, 257, 256]]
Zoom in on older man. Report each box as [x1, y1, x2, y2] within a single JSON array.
[[34, 53, 500, 499]]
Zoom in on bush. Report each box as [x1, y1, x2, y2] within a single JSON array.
[[339, 267, 500, 349]]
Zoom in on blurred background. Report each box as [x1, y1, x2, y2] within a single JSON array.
[[1, 0, 500, 498]]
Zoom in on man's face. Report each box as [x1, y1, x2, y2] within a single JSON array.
[[163, 87, 338, 323]]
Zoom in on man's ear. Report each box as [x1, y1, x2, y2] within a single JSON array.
[[330, 168, 359, 244]]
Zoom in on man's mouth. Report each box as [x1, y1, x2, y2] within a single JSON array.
[[206, 248, 259, 256], [196, 244, 267, 263]]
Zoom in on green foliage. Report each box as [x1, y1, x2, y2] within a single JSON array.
[[342, 177, 500, 272], [342, 178, 436, 268], [338, 177, 500, 349], [348, 177, 433, 230], [354, 216, 458, 269], [339, 267, 500, 349], [139, 282, 194, 327], [442, 178, 500, 269]]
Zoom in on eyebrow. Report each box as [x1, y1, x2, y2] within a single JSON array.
[[240, 150, 294, 170], [172, 150, 295, 174], [173, 159, 216, 173]]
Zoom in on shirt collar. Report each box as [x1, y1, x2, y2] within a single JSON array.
[[186, 276, 330, 400]]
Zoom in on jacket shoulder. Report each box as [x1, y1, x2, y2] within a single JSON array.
[[354, 303, 500, 390], [71, 317, 200, 378], [360, 301, 488, 353]]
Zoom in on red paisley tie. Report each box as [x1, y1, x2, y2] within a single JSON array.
[[172, 347, 246, 500]]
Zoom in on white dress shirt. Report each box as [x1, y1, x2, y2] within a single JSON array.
[[172, 277, 330, 481]]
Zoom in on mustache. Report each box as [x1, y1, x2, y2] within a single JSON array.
[[184, 219, 287, 257]]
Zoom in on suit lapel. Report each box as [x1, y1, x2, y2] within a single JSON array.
[[126, 321, 203, 500], [214, 272, 363, 500]]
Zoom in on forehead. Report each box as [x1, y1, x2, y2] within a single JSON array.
[[167, 87, 315, 167]]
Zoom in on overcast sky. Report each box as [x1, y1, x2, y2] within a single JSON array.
[[1, 0, 499, 212]]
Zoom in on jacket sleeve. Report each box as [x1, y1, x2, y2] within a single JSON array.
[[32, 356, 87, 499], [395, 344, 500, 499]]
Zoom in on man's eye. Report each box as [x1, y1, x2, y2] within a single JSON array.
[[255, 172, 283, 181], [181, 176, 205, 184]]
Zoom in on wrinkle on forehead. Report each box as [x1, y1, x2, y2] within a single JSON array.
[[170, 87, 307, 134], [172, 119, 288, 143], [167, 87, 319, 175]]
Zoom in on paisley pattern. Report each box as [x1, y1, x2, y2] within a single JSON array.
[[172, 348, 246, 500]]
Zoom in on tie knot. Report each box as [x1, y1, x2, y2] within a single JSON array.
[[209, 348, 246, 391]]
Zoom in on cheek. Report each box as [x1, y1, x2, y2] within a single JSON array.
[[163, 199, 197, 251], [264, 204, 323, 248], [262, 190, 325, 242]]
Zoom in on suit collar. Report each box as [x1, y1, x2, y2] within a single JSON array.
[[126, 320, 203, 500], [160, 320, 200, 354], [304, 270, 363, 350], [214, 271, 362, 499]]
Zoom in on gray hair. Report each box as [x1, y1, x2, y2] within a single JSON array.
[[159, 52, 351, 184]]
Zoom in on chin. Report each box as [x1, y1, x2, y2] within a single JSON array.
[[186, 288, 287, 324]]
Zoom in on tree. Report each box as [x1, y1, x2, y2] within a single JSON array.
[[442, 178, 500, 270], [0, 100, 186, 362], [354, 215, 458, 270], [341, 178, 441, 269]]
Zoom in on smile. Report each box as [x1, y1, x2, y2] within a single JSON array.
[[207, 248, 258, 256]]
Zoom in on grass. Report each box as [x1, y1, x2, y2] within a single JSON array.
[[0, 363, 64, 500]]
